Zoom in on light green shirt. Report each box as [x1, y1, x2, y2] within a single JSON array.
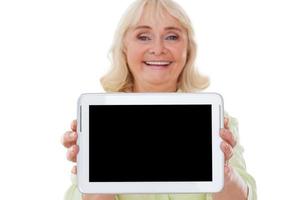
[[64, 113, 257, 200]]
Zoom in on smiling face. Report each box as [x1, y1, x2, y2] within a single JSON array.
[[124, 8, 188, 92]]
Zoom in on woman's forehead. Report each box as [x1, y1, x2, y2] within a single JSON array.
[[133, 8, 183, 30]]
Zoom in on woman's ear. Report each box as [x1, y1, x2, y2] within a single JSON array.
[[122, 35, 128, 54], [123, 46, 127, 54], [122, 45, 128, 63]]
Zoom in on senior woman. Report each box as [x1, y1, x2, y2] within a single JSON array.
[[62, 0, 257, 199]]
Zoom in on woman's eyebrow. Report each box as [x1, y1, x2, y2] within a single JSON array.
[[133, 25, 182, 32], [134, 25, 152, 30], [164, 26, 182, 32]]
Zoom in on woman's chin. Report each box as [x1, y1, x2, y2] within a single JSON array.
[[142, 76, 173, 86]]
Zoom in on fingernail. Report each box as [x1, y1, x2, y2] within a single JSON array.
[[225, 118, 229, 128], [223, 129, 229, 136], [71, 146, 75, 153], [222, 142, 226, 149], [225, 165, 230, 174], [70, 132, 76, 139], [223, 142, 229, 152]]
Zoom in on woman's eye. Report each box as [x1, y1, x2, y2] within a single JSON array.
[[166, 35, 178, 40], [137, 35, 151, 41]]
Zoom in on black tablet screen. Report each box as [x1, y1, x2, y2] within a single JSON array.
[[89, 105, 212, 182]]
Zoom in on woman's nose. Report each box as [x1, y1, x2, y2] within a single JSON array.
[[148, 39, 167, 55]]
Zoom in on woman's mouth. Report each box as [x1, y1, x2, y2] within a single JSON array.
[[143, 61, 173, 69]]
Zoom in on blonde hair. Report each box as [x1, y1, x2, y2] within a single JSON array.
[[101, 0, 209, 92]]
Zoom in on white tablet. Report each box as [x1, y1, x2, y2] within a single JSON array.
[[77, 93, 224, 194]]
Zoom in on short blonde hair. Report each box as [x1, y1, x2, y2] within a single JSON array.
[[101, 0, 209, 92]]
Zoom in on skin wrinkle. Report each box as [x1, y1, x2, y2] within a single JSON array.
[[124, 10, 188, 92]]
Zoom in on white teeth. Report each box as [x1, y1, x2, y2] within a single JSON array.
[[144, 61, 172, 66]]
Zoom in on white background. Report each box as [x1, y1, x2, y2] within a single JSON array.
[[0, 0, 300, 199]]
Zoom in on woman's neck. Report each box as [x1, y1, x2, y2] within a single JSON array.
[[133, 82, 178, 92]]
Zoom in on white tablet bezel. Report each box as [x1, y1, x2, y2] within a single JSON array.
[[77, 93, 224, 194]]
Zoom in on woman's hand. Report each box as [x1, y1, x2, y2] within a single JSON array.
[[61, 120, 115, 200], [212, 117, 249, 200], [61, 120, 79, 174]]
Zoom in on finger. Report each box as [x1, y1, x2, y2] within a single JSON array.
[[71, 165, 77, 175], [220, 128, 236, 148], [71, 120, 77, 132], [221, 141, 234, 162], [61, 131, 78, 148], [224, 164, 233, 184], [67, 145, 79, 162], [224, 117, 229, 129]]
